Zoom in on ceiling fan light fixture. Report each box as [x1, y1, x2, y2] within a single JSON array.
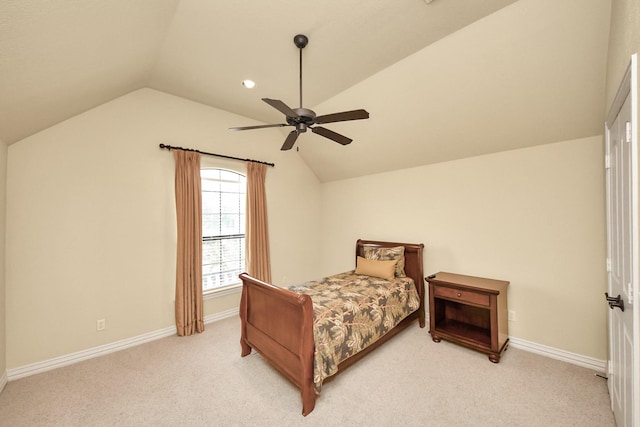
[[242, 79, 256, 89]]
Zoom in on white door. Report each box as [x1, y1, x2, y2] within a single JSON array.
[[605, 54, 638, 427]]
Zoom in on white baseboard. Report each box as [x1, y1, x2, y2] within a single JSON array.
[[508, 336, 607, 372], [6, 308, 238, 381], [4, 308, 605, 384], [425, 313, 607, 372], [203, 307, 238, 324]]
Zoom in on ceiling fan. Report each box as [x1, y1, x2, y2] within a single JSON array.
[[229, 34, 369, 151]]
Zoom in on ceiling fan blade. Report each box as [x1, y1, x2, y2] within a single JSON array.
[[281, 130, 299, 151], [229, 123, 288, 131], [314, 109, 369, 124], [262, 98, 299, 118], [311, 126, 353, 146]]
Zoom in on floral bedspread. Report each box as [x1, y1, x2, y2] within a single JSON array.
[[288, 271, 419, 393]]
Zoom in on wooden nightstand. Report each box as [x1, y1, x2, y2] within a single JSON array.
[[426, 272, 509, 363]]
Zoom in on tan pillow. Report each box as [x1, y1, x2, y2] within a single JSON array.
[[355, 256, 397, 280]]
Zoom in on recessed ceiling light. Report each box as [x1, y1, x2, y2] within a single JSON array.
[[242, 79, 256, 89]]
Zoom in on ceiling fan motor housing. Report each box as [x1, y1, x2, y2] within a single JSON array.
[[286, 108, 316, 133]]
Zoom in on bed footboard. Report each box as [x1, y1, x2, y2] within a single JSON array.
[[238, 273, 316, 416]]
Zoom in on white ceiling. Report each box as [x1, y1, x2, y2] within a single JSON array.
[[0, 0, 611, 182]]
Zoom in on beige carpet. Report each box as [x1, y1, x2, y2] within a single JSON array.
[[0, 316, 615, 426]]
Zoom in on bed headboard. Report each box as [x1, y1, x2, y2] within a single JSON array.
[[355, 239, 425, 300]]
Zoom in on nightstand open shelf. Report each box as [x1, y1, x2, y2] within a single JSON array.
[[435, 317, 492, 348], [427, 272, 509, 363]]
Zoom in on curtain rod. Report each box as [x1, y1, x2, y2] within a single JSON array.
[[159, 143, 275, 167]]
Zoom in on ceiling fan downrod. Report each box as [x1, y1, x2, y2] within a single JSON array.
[[294, 34, 308, 109]]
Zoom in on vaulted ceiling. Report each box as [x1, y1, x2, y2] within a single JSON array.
[[0, 0, 611, 182]]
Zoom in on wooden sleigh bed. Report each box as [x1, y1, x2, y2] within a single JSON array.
[[239, 239, 425, 416]]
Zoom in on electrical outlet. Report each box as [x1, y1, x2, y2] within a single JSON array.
[[96, 319, 106, 331], [508, 310, 516, 322]]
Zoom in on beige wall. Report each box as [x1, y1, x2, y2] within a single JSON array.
[[5, 89, 322, 368], [0, 139, 6, 383], [605, 0, 640, 110], [2, 92, 611, 372], [319, 136, 608, 360]]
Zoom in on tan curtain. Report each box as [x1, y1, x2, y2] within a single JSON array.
[[173, 150, 204, 336], [245, 162, 272, 282]]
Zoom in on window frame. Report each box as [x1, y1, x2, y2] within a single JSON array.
[[200, 160, 246, 299]]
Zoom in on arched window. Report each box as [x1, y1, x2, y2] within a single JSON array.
[[201, 168, 246, 292]]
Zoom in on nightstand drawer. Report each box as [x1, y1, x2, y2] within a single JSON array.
[[433, 285, 490, 307]]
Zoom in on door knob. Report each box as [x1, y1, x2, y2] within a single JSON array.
[[605, 292, 625, 312]]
